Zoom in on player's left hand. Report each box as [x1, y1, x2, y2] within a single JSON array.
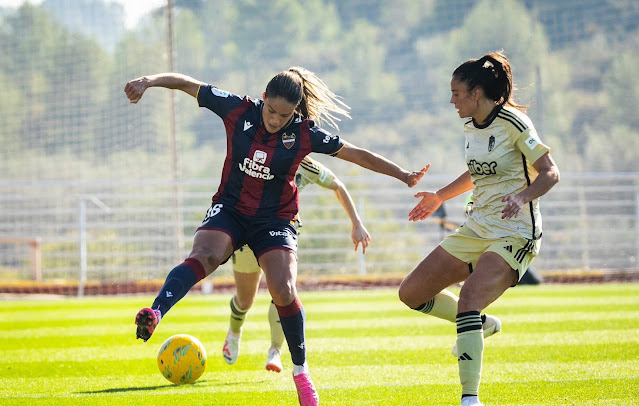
[[405, 164, 430, 188], [501, 194, 525, 219], [352, 224, 371, 254]]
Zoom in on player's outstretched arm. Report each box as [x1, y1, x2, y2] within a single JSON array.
[[327, 177, 371, 253], [124, 73, 203, 103], [409, 171, 473, 222], [335, 142, 429, 188]]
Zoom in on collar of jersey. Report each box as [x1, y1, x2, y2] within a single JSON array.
[[472, 104, 503, 129]]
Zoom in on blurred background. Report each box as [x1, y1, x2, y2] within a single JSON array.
[[1, 0, 638, 295]]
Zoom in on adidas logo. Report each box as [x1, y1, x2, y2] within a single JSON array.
[[458, 352, 473, 361], [243, 120, 253, 131], [298, 342, 305, 350], [165, 291, 173, 298]]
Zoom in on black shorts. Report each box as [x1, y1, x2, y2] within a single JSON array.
[[197, 203, 298, 259]]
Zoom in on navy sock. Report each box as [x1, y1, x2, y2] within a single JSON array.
[[152, 258, 205, 317], [275, 296, 306, 366]]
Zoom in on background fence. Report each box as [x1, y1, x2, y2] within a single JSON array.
[[2, 0, 639, 294], [1, 173, 637, 293]]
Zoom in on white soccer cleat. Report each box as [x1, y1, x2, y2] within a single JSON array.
[[452, 314, 502, 357], [265, 347, 283, 373], [461, 395, 484, 406], [222, 329, 241, 365]]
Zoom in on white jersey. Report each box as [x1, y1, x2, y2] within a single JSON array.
[[464, 105, 550, 240], [295, 157, 335, 192]]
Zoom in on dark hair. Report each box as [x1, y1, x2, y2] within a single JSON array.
[[265, 70, 304, 108], [452, 51, 526, 111], [264, 67, 350, 130]]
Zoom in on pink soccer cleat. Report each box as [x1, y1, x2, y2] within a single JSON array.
[[135, 307, 161, 342], [293, 372, 319, 406]]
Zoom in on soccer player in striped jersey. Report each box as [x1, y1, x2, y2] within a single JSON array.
[[124, 67, 428, 406], [397, 51, 560, 406], [222, 156, 370, 373]]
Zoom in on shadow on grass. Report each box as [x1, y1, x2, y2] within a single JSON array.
[[77, 378, 268, 394]]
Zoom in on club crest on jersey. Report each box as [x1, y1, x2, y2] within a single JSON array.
[[282, 132, 296, 149], [488, 135, 495, 152]]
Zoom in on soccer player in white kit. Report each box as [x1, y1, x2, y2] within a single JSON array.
[[398, 51, 560, 406]]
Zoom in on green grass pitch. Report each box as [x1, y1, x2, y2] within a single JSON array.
[[1, 283, 638, 405]]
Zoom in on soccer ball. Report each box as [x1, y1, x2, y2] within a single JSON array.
[[157, 334, 207, 385]]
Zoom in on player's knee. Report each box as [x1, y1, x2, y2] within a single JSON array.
[[398, 280, 419, 308], [269, 283, 296, 306], [189, 249, 226, 274], [234, 295, 254, 310], [398, 284, 409, 306]]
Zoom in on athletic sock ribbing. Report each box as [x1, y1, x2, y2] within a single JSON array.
[[414, 289, 459, 323], [229, 296, 248, 334], [456, 311, 484, 397]]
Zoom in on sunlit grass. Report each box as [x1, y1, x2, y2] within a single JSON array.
[[1, 283, 638, 405]]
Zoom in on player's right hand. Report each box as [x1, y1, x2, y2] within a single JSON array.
[[405, 164, 430, 188], [124, 76, 150, 104]]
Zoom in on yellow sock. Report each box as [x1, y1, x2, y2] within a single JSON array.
[[456, 311, 484, 397], [414, 289, 459, 322], [229, 296, 248, 334], [268, 300, 285, 350]]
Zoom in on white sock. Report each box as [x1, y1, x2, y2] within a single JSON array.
[[292, 362, 309, 376]]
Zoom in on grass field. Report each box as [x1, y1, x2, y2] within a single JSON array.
[[1, 283, 638, 405]]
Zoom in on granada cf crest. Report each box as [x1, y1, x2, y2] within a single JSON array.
[[488, 135, 495, 152], [282, 132, 296, 149]]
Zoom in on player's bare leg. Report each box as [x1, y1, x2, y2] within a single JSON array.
[[399, 247, 502, 355], [399, 246, 468, 317]]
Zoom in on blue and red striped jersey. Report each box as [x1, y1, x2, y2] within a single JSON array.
[[197, 84, 344, 220]]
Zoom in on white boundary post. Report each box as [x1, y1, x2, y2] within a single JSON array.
[[77, 196, 112, 297]]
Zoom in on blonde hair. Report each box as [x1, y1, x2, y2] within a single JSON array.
[[265, 66, 351, 130]]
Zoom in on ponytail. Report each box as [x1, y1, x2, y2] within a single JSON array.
[[453, 51, 527, 112], [265, 67, 351, 130]]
